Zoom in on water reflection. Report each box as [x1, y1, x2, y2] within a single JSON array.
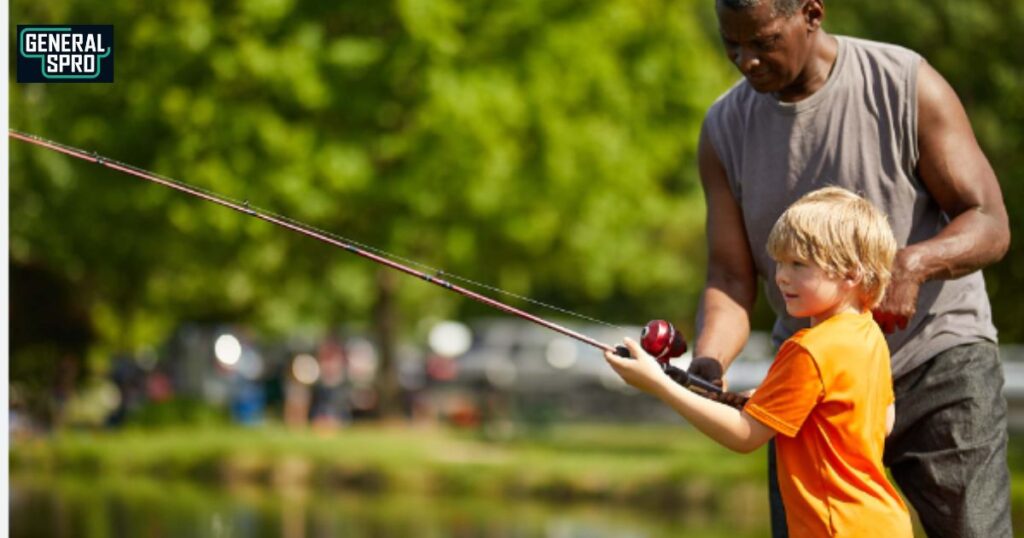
[[11, 474, 769, 538]]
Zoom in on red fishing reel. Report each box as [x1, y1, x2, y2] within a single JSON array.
[[640, 319, 688, 363], [614, 319, 688, 363]]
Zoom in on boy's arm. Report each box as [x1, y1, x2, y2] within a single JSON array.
[[655, 377, 776, 453], [605, 338, 775, 454]]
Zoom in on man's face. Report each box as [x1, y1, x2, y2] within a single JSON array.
[[716, 1, 811, 94]]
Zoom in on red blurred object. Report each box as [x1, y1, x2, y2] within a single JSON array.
[[146, 372, 174, 402], [640, 320, 688, 364], [872, 309, 908, 333], [426, 354, 458, 381]]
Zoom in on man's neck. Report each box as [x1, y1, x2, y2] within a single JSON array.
[[775, 32, 839, 103]]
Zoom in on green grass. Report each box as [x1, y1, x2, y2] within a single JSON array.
[[11, 471, 773, 538], [11, 422, 766, 507], [14, 422, 1024, 528]]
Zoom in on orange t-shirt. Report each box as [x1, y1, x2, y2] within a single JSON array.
[[744, 311, 912, 538]]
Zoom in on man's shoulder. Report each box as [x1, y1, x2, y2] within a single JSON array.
[[707, 77, 755, 113], [838, 35, 922, 72], [704, 78, 757, 137]]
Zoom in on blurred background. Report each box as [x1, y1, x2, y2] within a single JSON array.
[[8, 1, 1024, 536]]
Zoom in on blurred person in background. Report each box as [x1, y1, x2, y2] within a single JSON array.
[[283, 360, 313, 428], [310, 336, 351, 429]]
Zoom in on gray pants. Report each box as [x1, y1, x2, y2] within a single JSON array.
[[768, 342, 1013, 538]]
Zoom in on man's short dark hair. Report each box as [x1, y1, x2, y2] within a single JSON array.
[[718, 0, 805, 17]]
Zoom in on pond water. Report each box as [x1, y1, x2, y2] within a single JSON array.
[[11, 474, 770, 538]]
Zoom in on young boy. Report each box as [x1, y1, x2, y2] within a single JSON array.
[[606, 187, 912, 537]]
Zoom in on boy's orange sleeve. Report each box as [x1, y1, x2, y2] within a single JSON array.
[[744, 341, 824, 438]]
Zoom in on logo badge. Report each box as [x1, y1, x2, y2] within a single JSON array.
[[17, 25, 114, 83]]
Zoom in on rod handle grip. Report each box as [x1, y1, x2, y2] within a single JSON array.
[[663, 365, 718, 393], [615, 346, 724, 393]]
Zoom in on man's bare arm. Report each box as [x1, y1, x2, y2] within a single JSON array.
[[691, 124, 759, 379], [874, 62, 1010, 330], [910, 61, 1010, 277]]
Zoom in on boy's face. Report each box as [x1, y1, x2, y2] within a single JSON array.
[[775, 257, 859, 326]]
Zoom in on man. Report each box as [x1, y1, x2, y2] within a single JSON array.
[[689, 0, 1012, 536]]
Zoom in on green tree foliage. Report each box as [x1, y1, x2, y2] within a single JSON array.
[[10, 0, 1023, 410], [9, 0, 734, 411]]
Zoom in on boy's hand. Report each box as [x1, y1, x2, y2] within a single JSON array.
[[604, 338, 669, 395]]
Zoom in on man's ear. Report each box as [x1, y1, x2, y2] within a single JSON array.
[[804, 0, 824, 31], [844, 270, 863, 288]]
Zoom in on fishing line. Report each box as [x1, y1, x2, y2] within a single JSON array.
[[9, 129, 625, 333], [10, 128, 729, 398]]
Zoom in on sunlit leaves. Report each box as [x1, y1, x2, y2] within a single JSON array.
[[11, 0, 738, 357]]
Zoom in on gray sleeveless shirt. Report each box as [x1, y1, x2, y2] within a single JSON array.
[[703, 36, 997, 378]]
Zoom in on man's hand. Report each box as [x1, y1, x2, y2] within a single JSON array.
[[688, 356, 726, 390], [872, 249, 925, 333], [604, 338, 670, 396], [688, 356, 751, 407]]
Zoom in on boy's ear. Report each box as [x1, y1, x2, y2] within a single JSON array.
[[843, 270, 863, 287]]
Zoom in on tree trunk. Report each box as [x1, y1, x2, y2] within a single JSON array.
[[372, 268, 401, 419]]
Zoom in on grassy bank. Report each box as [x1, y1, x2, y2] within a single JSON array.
[[11, 472, 773, 538], [13, 422, 1024, 528], [11, 423, 765, 510]]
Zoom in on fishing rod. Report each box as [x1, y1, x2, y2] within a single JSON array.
[[9, 129, 734, 399]]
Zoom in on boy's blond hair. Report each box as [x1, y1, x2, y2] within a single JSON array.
[[767, 187, 897, 309]]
